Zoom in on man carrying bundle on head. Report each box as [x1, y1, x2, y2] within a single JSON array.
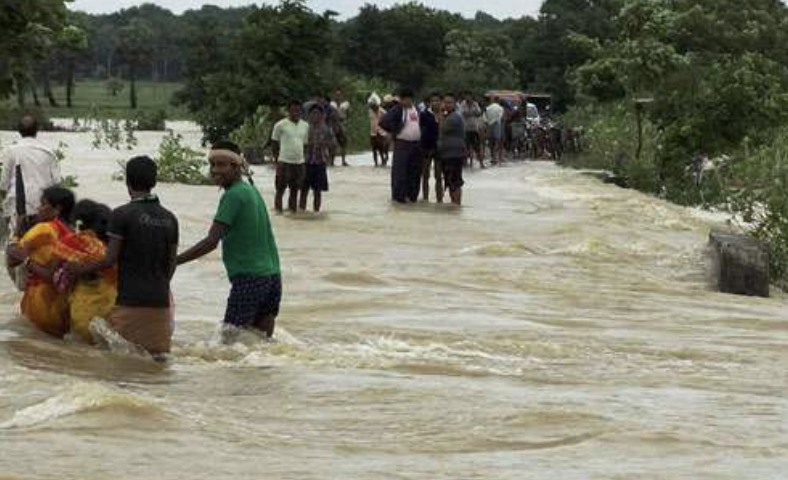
[[178, 141, 281, 341]]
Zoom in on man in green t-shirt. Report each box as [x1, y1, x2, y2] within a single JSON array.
[[177, 140, 281, 339]]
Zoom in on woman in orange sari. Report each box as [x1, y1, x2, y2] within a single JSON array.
[[53, 200, 117, 342], [6, 187, 75, 337]]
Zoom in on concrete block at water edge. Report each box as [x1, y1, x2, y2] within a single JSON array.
[[709, 231, 769, 298]]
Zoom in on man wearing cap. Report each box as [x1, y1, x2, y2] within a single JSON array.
[[177, 140, 281, 340]]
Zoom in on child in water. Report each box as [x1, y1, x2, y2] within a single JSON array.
[[53, 199, 117, 342]]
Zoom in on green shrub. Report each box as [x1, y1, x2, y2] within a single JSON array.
[[113, 130, 209, 185], [726, 132, 788, 283], [106, 77, 125, 97], [342, 77, 395, 153], [229, 106, 275, 164], [0, 106, 57, 131], [134, 108, 167, 131], [561, 101, 661, 194]]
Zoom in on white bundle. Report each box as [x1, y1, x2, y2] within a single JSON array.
[[367, 92, 382, 106]]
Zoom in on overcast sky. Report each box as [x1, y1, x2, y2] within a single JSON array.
[[69, 0, 543, 19]]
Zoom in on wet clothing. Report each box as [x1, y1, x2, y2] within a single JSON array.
[[441, 158, 465, 191], [419, 110, 439, 151], [369, 108, 387, 137], [0, 137, 61, 218], [18, 219, 72, 337], [371, 134, 388, 152], [397, 107, 421, 142], [461, 101, 483, 133], [54, 230, 117, 342], [272, 119, 309, 164], [485, 103, 505, 141], [304, 164, 329, 192], [224, 274, 282, 327], [438, 111, 466, 160], [109, 195, 178, 309], [306, 121, 334, 165], [215, 181, 280, 278], [392, 140, 423, 203], [108, 305, 174, 355], [275, 163, 306, 191]]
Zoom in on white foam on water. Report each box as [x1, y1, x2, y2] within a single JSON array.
[[176, 331, 533, 377], [89, 318, 154, 359], [0, 382, 165, 430]]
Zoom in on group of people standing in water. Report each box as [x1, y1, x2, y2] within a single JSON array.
[[0, 89, 489, 358], [1, 115, 280, 360]]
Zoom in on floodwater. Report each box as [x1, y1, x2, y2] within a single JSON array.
[[0, 123, 786, 480]]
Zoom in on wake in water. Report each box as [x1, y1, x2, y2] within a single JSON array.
[[89, 318, 152, 359], [174, 330, 531, 377], [0, 382, 166, 430]]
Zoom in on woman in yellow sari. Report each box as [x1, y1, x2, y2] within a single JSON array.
[[53, 200, 117, 342], [6, 187, 75, 337]]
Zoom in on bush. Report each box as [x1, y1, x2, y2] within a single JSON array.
[[340, 76, 395, 153], [113, 130, 210, 185], [0, 106, 57, 131], [134, 108, 167, 131], [561, 101, 662, 194], [726, 132, 788, 283], [229, 106, 275, 164], [106, 77, 125, 97]]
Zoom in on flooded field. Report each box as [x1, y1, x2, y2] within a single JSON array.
[[0, 123, 786, 480]]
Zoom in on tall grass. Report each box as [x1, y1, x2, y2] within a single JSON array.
[[560, 101, 662, 194], [727, 132, 788, 282]]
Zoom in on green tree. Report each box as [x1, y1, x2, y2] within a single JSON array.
[[339, 2, 462, 89], [517, 0, 620, 109], [57, 24, 89, 108], [182, 0, 334, 142], [570, 0, 788, 195], [0, 0, 69, 101], [433, 29, 518, 93], [117, 18, 155, 109]]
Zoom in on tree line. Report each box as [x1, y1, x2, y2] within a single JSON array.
[[1, 0, 621, 131]]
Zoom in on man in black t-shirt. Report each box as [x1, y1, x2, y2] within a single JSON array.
[[70, 156, 178, 357]]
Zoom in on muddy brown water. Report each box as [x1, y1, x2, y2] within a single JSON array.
[[0, 123, 786, 479]]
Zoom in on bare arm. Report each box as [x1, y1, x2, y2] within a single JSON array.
[[176, 221, 228, 266], [69, 236, 122, 276], [271, 141, 280, 163], [6, 242, 28, 268]]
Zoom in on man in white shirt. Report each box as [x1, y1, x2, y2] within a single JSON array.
[[0, 114, 61, 290], [484, 96, 505, 164], [0, 114, 61, 238], [390, 88, 423, 203], [271, 100, 310, 213]]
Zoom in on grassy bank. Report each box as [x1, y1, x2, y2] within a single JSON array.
[[2, 79, 189, 121], [562, 100, 788, 285]]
